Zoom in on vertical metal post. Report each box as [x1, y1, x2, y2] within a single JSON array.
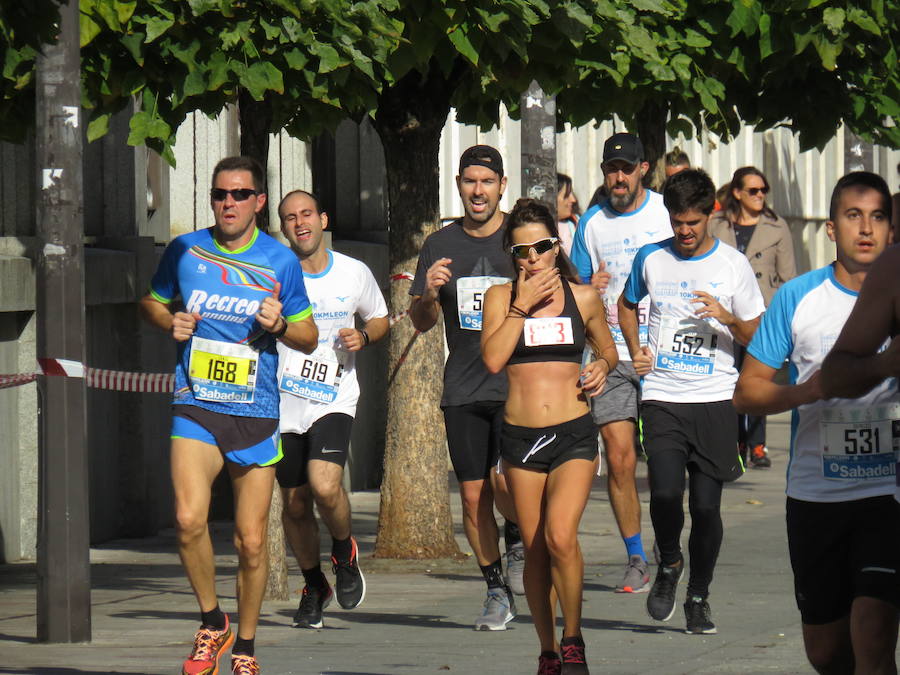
[[520, 81, 557, 220], [35, 0, 91, 643], [843, 128, 872, 173]]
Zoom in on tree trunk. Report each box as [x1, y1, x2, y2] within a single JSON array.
[[371, 65, 460, 558], [635, 100, 669, 192], [238, 90, 289, 598], [263, 483, 289, 601], [239, 89, 274, 232]]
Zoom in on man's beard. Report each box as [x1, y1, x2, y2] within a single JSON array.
[[609, 182, 638, 212]]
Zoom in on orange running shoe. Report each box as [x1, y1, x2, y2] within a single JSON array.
[[231, 654, 261, 675], [182, 614, 234, 675], [750, 444, 771, 469]]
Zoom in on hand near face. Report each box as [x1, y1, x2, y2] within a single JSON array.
[[514, 265, 559, 312]]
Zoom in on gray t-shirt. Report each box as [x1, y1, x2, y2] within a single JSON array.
[[410, 218, 514, 407]]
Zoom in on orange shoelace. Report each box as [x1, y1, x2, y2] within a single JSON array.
[[231, 654, 260, 675]]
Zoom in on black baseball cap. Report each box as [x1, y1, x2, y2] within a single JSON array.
[[459, 145, 504, 177], [603, 133, 644, 164]]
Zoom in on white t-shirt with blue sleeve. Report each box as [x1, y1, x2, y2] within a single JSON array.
[[747, 264, 898, 502], [623, 237, 765, 403], [569, 191, 669, 362]]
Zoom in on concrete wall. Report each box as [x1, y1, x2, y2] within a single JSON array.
[[0, 103, 173, 562]]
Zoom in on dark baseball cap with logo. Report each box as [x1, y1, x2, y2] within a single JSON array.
[[603, 133, 644, 164], [458, 145, 504, 177]]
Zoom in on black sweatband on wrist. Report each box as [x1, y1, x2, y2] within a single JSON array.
[[273, 316, 288, 338], [360, 328, 370, 346]]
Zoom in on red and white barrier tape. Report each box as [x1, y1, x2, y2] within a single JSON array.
[[0, 358, 175, 393]]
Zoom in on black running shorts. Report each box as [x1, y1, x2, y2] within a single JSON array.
[[276, 413, 354, 488], [442, 401, 504, 482], [786, 495, 900, 625], [501, 413, 598, 473], [640, 400, 743, 482]]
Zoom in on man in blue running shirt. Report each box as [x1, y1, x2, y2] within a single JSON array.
[[140, 156, 318, 675]]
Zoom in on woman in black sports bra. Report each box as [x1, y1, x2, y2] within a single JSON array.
[[482, 199, 617, 675]]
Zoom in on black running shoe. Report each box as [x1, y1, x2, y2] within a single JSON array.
[[293, 583, 333, 629], [684, 596, 717, 634], [646, 559, 683, 621], [537, 651, 561, 675], [332, 536, 366, 610], [560, 635, 589, 674]]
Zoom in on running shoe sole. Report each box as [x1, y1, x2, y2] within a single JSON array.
[[334, 537, 367, 610], [475, 609, 515, 631], [293, 589, 332, 629], [685, 625, 718, 635]]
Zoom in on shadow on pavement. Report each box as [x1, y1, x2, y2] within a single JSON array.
[[283, 609, 472, 630]]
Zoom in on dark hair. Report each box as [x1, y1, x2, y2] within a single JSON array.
[[723, 166, 776, 222], [828, 171, 892, 223], [505, 198, 579, 282], [556, 173, 582, 220], [664, 148, 690, 168], [278, 189, 324, 218], [662, 169, 716, 216], [212, 156, 266, 193]]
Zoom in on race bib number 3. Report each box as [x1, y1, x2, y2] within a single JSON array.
[[457, 276, 509, 331], [655, 317, 717, 376], [523, 317, 574, 346], [821, 403, 900, 481], [280, 346, 345, 404], [189, 337, 258, 404]]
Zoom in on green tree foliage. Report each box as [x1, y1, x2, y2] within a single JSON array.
[[0, 0, 64, 139], [559, 0, 900, 158]]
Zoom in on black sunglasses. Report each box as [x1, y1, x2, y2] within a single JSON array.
[[745, 187, 769, 196], [510, 237, 558, 259], [210, 188, 258, 202]]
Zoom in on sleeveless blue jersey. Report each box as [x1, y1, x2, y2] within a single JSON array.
[[150, 227, 312, 419]]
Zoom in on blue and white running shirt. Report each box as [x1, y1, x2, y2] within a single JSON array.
[[623, 238, 765, 403], [570, 190, 670, 362], [278, 250, 388, 435], [748, 264, 898, 502], [150, 227, 312, 419]]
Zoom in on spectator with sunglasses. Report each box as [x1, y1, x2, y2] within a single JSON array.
[[709, 167, 796, 469], [482, 198, 617, 674]]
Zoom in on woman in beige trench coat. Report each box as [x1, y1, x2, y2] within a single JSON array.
[[709, 166, 796, 469]]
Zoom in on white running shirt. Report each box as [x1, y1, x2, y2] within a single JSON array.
[[570, 190, 670, 362], [278, 250, 388, 434], [748, 264, 898, 502], [623, 237, 765, 403]]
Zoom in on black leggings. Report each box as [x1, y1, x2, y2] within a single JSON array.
[[648, 450, 724, 599]]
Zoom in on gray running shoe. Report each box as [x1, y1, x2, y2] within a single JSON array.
[[474, 587, 516, 631], [615, 554, 650, 593], [646, 560, 683, 621], [505, 542, 526, 596]]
